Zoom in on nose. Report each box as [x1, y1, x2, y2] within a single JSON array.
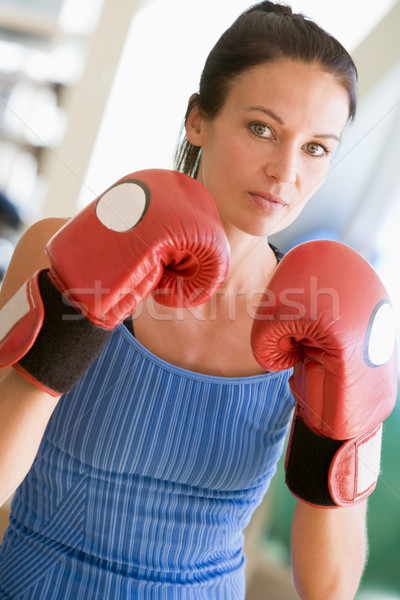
[[265, 143, 297, 184]]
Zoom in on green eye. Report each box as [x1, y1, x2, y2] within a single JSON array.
[[306, 142, 326, 156], [250, 123, 273, 138]]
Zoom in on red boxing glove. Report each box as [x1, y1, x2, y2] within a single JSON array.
[[47, 169, 229, 327], [0, 169, 230, 395], [251, 240, 397, 507]]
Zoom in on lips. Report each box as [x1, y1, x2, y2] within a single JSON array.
[[248, 191, 288, 215]]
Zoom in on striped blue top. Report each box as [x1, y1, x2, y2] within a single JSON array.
[[0, 324, 294, 599]]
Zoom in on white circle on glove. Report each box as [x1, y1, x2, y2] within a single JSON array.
[[96, 181, 149, 232], [365, 300, 396, 366]]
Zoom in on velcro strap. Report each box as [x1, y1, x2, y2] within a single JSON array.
[[329, 424, 382, 506], [0, 273, 44, 365]]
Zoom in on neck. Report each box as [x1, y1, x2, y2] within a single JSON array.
[[221, 229, 276, 292]]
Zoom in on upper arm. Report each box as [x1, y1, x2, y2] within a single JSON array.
[[0, 217, 68, 309]]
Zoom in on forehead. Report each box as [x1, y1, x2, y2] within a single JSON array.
[[224, 58, 350, 133]]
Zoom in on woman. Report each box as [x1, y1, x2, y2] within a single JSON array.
[[0, 2, 367, 599]]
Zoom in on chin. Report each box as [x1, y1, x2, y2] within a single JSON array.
[[248, 216, 291, 238]]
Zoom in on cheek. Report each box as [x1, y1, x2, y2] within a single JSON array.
[[201, 141, 243, 189], [300, 159, 331, 198]]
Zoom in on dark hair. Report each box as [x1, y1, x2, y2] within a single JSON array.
[[174, 1, 358, 177]]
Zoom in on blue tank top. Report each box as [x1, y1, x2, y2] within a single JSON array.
[[0, 325, 294, 599]]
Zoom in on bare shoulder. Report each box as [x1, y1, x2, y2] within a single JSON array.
[[0, 217, 68, 308]]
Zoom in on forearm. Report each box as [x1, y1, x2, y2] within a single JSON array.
[[291, 499, 368, 600], [0, 368, 59, 506]]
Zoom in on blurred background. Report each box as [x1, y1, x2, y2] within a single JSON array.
[[0, 0, 399, 598]]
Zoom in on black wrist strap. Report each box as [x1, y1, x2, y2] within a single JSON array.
[[285, 414, 344, 507], [18, 271, 112, 395]]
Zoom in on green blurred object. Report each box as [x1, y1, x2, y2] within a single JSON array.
[[266, 390, 400, 596], [360, 397, 400, 594]]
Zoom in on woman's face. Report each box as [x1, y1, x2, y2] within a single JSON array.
[[186, 58, 350, 237]]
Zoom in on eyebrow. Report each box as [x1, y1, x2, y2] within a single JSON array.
[[246, 105, 342, 143], [247, 105, 283, 124]]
